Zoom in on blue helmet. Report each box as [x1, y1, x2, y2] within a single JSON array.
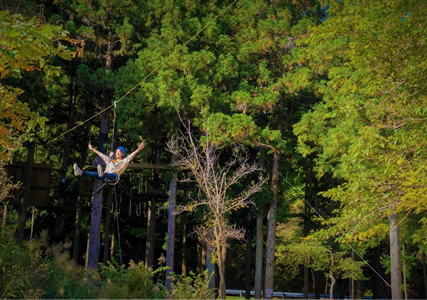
[[116, 146, 126, 156]]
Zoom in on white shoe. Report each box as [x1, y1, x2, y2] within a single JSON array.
[[97, 164, 104, 177], [73, 163, 82, 176]]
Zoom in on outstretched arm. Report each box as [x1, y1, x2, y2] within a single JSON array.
[[121, 141, 145, 164], [88, 143, 103, 157], [130, 141, 145, 157]]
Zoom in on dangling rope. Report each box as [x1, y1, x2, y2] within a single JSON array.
[[110, 100, 117, 152], [110, 100, 123, 267], [114, 186, 123, 267], [136, 201, 141, 217]]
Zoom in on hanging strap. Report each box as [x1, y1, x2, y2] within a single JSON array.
[[110, 100, 117, 152], [114, 186, 123, 267]]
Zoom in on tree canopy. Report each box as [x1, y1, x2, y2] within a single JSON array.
[[2, 0, 427, 298]]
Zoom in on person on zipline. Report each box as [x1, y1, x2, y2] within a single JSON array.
[[73, 141, 145, 184]]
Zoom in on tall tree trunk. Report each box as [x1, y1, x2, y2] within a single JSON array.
[[255, 149, 266, 300], [165, 152, 178, 291], [103, 189, 113, 264], [390, 211, 401, 300], [356, 279, 362, 299], [245, 210, 252, 300], [146, 141, 161, 267], [181, 212, 187, 276], [350, 251, 355, 299], [264, 148, 280, 298], [87, 96, 110, 270], [103, 96, 117, 265], [328, 250, 335, 300], [16, 142, 35, 244], [303, 154, 314, 299], [54, 84, 76, 241], [87, 186, 103, 270], [87, 27, 115, 270], [215, 231, 226, 300], [73, 146, 87, 264], [423, 253, 427, 299], [254, 207, 264, 300], [221, 244, 227, 299], [73, 197, 83, 263], [207, 228, 216, 295]]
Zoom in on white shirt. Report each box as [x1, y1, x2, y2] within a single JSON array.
[[99, 151, 136, 177]]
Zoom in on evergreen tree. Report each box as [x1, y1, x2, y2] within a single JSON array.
[[294, 0, 427, 297]]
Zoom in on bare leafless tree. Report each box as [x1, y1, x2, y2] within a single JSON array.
[[166, 118, 267, 299]]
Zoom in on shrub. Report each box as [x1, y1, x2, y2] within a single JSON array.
[[98, 260, 166, 299], [0, 213, 48, 299], [39, 241, 98, 299], [0, 214, 97, 299], [167, 270, 215, 299]]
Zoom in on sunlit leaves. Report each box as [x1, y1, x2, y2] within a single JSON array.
[[293, 0, 427, 252], [0, 11, 71, 80], [0, 11, 72, 161]]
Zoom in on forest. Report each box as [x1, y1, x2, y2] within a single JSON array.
[[1, 0, 427, 299]]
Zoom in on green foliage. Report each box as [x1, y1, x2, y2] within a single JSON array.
[[8, 0, 427, 295], [293, 0, 427, 254], [39, 242, 97, 299], [0, 213, 97, 299], [0, 211, 168, 299], [167, 270, 214, 299], [0, 10, 72, 161], [98, 260, 166, 299], [277, 237, 367, 281]]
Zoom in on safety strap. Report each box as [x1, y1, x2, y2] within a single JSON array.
[[110, 101, 117, 152]]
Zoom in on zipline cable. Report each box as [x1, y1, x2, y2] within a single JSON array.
[[49, 0, 238, 144], [261, 152, 392, 288]]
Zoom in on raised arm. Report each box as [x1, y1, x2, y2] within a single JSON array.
[[88, 143, 103, 157], [130, 141, 145, 157]]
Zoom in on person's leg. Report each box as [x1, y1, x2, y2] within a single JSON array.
[[73, 163, 82, 176], [97, 164, 104, 177], [102, 172, 118, 184], [74, 164, 100, 179], [81, 170, 102, 179], [75, 163, 118, 183]]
